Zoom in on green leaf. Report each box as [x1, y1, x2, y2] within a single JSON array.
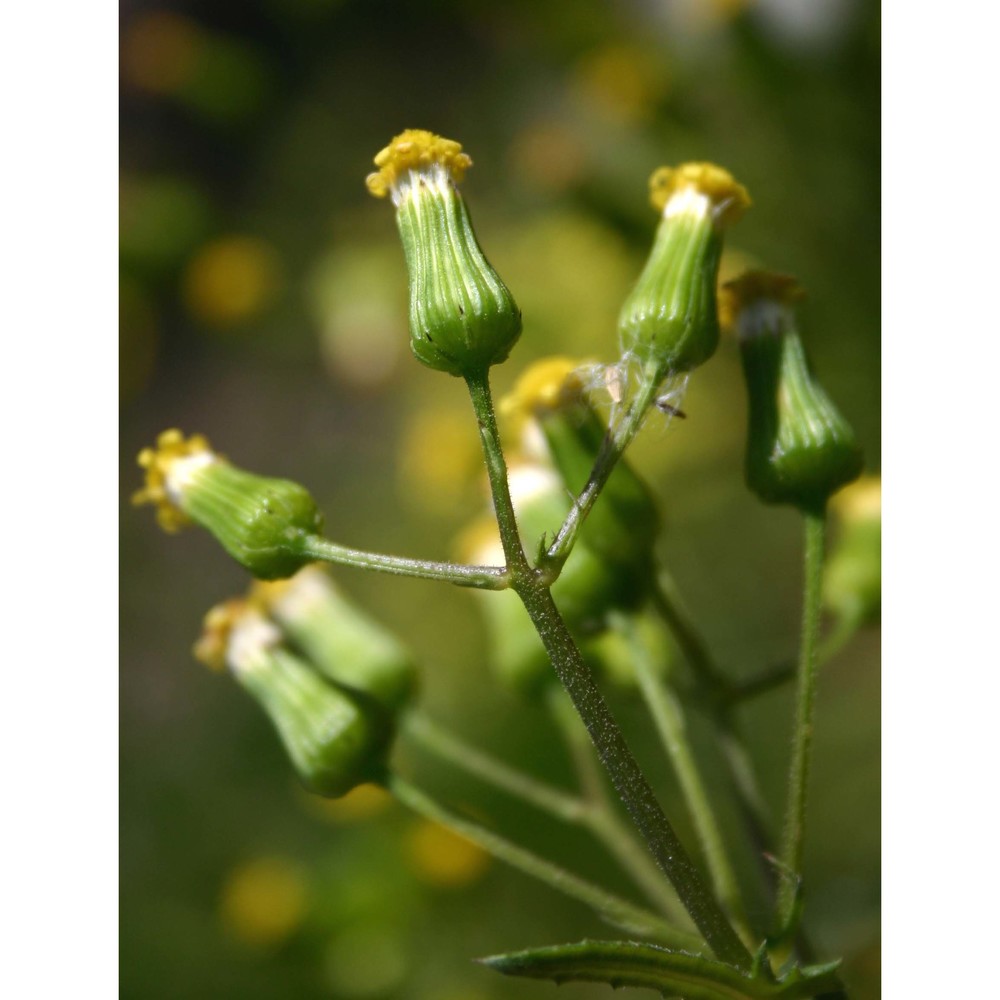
[[478, 940, 843, 1000]]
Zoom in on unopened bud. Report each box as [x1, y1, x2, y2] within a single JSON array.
[[195, 601, 389, 797], [252, 566, 417, 715], [367, 130, 522, 377], [134, 430, 322, 579], [724, 272, 863, 512], [500, 357, 660, 572], [823, 476, 881, 626], [618, 163, 750, 387]]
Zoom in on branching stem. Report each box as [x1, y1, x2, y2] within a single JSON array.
[[385, 774, 701, 949]]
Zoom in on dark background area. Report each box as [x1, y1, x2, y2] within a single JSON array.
[[120, 1, 879, 996]]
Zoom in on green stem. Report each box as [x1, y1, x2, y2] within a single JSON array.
[[464, 372, 531, 576], [775, 510, 827, 935], [518, 587, 753, 971], [299, 535, 509, 590], [542, 377, 660, 574], [465, 369, 750, 970], [545, 690, 690, 923], [404, 711, 584, 823], [618, 611, 751, 942], [546, 687, 607, 807], [385, 773, 701, 949]]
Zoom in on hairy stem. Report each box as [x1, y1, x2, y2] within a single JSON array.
[[545, 690, 691, 922], [300, 535, 509, 589], [775, 510, 827, 936], [466, 369, 750, 969], [516, 586, 752, 971], [386, 774, 701, 949]]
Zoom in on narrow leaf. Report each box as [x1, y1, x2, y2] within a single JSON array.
[[479, 940, 842, 1000]]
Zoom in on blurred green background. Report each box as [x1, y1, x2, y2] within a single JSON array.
[[120, 0, 879, 997]]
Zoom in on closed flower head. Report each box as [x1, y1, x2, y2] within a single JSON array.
[[134, 429, 323, 579], [724, 271, 863, 512], [367, 129, 521, 378], [194, 599, 390, 797], [618, 162, 750, 390]]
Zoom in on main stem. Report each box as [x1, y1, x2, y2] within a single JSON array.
[[775, 509, 827, 934], [465, 370, 751, 971]]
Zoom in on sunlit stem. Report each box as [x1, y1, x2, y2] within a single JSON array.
[[541, 374, 660, 575], [300, 535, 509, 590]]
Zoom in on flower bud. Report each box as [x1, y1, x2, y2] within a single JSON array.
[[194, 600, 390, 797], [618, 163, 750, 386], [724, 272, 863, 512], [367, 129, 522, 377], [500, 357, 660, 572], [823, 476, 881, 626], [134, 429, 322, 579], [252, 566, 417, 715]]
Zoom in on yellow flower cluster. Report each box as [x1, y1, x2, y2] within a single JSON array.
[[133, 429, 217, 532], [365, 129, 473, 198], [648, 162, 751, 228]]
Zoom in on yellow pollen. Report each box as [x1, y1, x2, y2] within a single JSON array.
[[365, 129, 472, 198], [718, 270, 804, 331], [192, 598, 251, 672], [499, 356, 594, 430], [648, 162, 751, 227], [132, 428, 217, 532]]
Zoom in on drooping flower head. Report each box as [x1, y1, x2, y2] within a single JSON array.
[[367, 129, 521, 378], [134, 429, 323, 579], [193, 598, 391, 797]]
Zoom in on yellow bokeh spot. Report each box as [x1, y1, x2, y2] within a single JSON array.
[[183, 236, 282, 327], [219, 857, 307, 947], [366, 130, 472, 198], [397, 406, 481, 516], [298, 782, 393, 825], [574, 45, 669, 125], [122, 11, 203, 95], [831, 475, 881, 525], [405, 820, 491, 888], [649, 163, 751, 228], [133, 428, 216, 532]]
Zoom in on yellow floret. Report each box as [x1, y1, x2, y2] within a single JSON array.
[[365, 129, 473, 198], [192, 598, 250, 672], [648, 162, 751, 227], [717, 270, 804, 331], [499, 356, 593, 426], [133, 428, 216, 532]]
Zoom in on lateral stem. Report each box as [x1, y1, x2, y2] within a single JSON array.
[[300, 535, 509, 590]]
